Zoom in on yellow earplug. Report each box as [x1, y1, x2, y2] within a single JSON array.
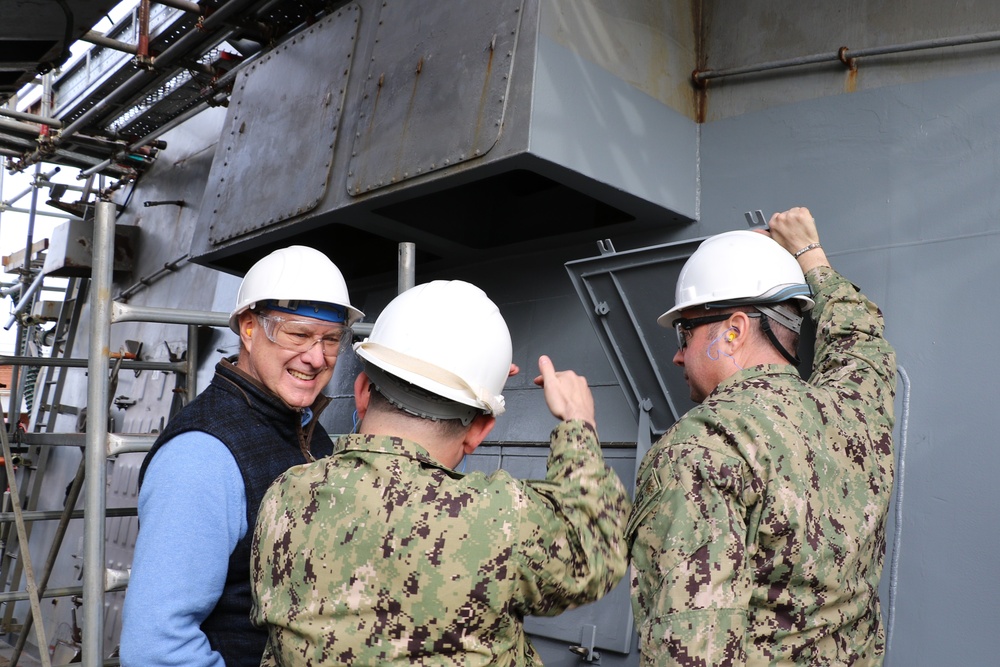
[[727, 331, 737, 342]]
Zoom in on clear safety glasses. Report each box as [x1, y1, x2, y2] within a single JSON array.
[[256, 313, 352, 357]]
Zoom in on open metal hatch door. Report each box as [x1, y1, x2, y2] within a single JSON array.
[[566, 237, 706, 444]]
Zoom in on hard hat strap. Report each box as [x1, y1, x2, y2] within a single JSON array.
[[757, 312, 801, 365], [363, 363, 480, 426], [356, 342, 504, 416], [756, 304, 803, 333]]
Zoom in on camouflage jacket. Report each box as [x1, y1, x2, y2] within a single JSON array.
[[251, 420, 630, 666], [628, 267, 896, 666]]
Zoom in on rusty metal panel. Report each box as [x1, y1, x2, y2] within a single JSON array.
[[206, 4, 360, 245], [346, 0, 524, 195], [41, 219, 139, 277]]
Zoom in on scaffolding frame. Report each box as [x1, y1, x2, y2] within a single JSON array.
[[0, 192, 228, 665]]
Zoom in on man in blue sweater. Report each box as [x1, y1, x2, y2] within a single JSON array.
[[120, 245, 363, 667]]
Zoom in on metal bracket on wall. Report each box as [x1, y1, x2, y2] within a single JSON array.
[[568, 624, 602, 663], [634, 398, 653, 484], [744, 209, 768, 229]]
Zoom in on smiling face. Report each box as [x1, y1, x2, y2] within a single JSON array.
[[237, 310, 340, 408]]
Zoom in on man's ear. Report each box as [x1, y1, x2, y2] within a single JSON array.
[[238, 311, 255, 350], [727, 311, 752, 350], [462, 414, 496, 455], [354, 372, 372, 420]]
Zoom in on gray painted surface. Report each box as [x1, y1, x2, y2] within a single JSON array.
[[696, 69, 1000, 665], [11, 2, 1000, 664], [113, 47, 1000, 667]]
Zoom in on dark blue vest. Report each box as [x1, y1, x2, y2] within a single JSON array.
[[138, 359, 334, 667]]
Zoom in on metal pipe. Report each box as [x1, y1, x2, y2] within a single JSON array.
[[0, 116, 46, 139], [76, 30, 268, 180], [0, 394, 52, 666], [0, 568, 128, 604], [0, 168, 59, 207], [4, 269, 47, 330], [693, 29, 1000, 85], [107, 433, 156, 457], [0, 108, 63, 129], [116, 254, 188, 301], [6, 160, 43, 432], [80, 31, 138, 55], [82, 200, 116, 666], [0, 585, 83, 604], [9, 458, 85, 663], [0, 203, 85, 221], [55, 0, 263, 146], [111, 301, 229, 327], [155, 0, 205, 14], [186, 324, 198, 407], [12, 433, 155, 454], [398, 242, 416, 294], [137, 0, 152, 62], [0, 508, 136, 523], [0, 355, 186, 373]]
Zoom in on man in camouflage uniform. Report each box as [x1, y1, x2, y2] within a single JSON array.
[[628, 208, 896, 665], [252, 280, 630, 666]]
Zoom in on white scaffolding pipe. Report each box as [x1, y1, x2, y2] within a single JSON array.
[[398, 242, 416, 294], [111, 301, 229, 327], [82, 200, 115, 666]]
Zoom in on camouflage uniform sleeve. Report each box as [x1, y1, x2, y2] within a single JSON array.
[[806, 266, 896, 404], [515, 419, 631, 616], [627, 414, 756, 666]]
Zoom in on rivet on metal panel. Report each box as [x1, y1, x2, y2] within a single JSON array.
[[595, 302, 610, 316]]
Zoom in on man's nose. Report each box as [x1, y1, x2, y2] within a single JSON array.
[[300, 338, 330, 366]]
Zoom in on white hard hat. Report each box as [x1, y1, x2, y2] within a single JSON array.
[[228, 245, 363, 333], [657, 230, 814, 327], [354, 280, 512, 417]]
